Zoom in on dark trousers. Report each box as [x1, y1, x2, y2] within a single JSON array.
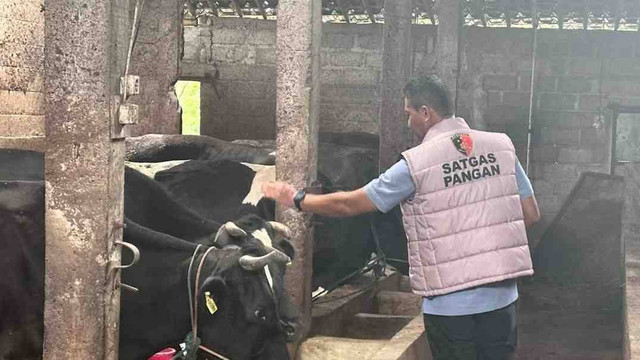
[[423, 301, 517, 360]]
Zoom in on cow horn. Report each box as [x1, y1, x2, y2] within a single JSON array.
[[225, 222, 247, 237], [268, 221, 292, 238], [239, 251, 291, 271], [213, 222, 248, 245]]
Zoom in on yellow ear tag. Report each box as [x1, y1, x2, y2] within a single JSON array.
[[205, 291, 218, 315]]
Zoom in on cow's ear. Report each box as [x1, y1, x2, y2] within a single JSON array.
[[276, 238, 295, 261], [200, 276, 226, 313]]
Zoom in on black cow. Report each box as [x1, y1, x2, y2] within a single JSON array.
[[120, 217, 296, 360], [0, 180, 44, 360], [125, 133, 409, 289], [0, 150, 298, 359], [125, 134, 275, 165], [124, 165, 220, 242]]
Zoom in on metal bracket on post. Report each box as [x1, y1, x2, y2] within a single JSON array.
[[111, 239, 141, 293], [110, 96, 131, 140], [118, 103, 139, 125], [119, 75, 140, 96]]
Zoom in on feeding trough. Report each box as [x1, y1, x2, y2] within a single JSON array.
[[299, 271, 432, 360]]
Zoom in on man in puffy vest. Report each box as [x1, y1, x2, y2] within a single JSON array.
[[262, 75, 540, 360]]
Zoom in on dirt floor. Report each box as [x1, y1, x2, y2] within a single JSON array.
[[515, 173, 625, 360]]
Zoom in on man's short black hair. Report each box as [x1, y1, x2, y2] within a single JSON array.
[[402, 75, 453, 117]]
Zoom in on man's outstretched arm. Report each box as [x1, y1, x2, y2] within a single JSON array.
[[261, 182, 377, 217]]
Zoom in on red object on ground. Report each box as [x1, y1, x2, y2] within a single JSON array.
[[147, 347, 177, 360]]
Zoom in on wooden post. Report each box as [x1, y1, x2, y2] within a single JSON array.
[[378, 0, 413, 171], [42, 0, 128, 357], [275, 0, 321, 350], [435, 0, 461, 111]]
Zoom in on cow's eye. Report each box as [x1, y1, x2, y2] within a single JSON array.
[[254, 308, 268, 321]]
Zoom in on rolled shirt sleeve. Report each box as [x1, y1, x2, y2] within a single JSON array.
[[515, 158, 534, 200], [363, 159, 416, 213]]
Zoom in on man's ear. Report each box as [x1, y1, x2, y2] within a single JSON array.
[[420, 105, 430, 117]]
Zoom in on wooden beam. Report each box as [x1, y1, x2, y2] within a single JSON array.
[[255, 0, 267, 19], [361, 0, 376, 23], [231, 0, 243, 17]]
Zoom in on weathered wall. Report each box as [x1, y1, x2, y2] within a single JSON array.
[[127, 0, 182, 136], [182, 19, 389, 139], [0, 0, 46, 151], [184, 19, 640, 222], [457, 29, 640, 221]]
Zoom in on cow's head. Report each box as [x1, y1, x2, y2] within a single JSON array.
[[211, 214, 295, 265], [196, 219, 297, 359]]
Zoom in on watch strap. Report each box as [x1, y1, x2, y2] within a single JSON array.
[[293, 190, 306, 211]]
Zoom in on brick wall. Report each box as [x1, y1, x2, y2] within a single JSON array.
[[457, 28, 640, 221], [185, 19, 640, 221], [183, 19, 397, 139], [0, 0, 46, 151], [183, 19, 438, 140]]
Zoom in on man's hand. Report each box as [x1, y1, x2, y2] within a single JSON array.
[[261, 181, 297, 208]]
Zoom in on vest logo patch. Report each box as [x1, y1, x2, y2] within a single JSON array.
[[451, 133, 473, 156]]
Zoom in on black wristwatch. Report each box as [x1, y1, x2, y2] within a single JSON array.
[[293, 189, 306, 211]]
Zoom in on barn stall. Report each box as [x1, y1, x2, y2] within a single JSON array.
[[2, 0, 640, 359]]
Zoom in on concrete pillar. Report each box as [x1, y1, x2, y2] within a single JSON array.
[[435, 0, 461, 110], [378, 0, 414, 171], [275, 0, 322, 346], [127, 0, 183, 137], [42, 0, 128, 357]]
